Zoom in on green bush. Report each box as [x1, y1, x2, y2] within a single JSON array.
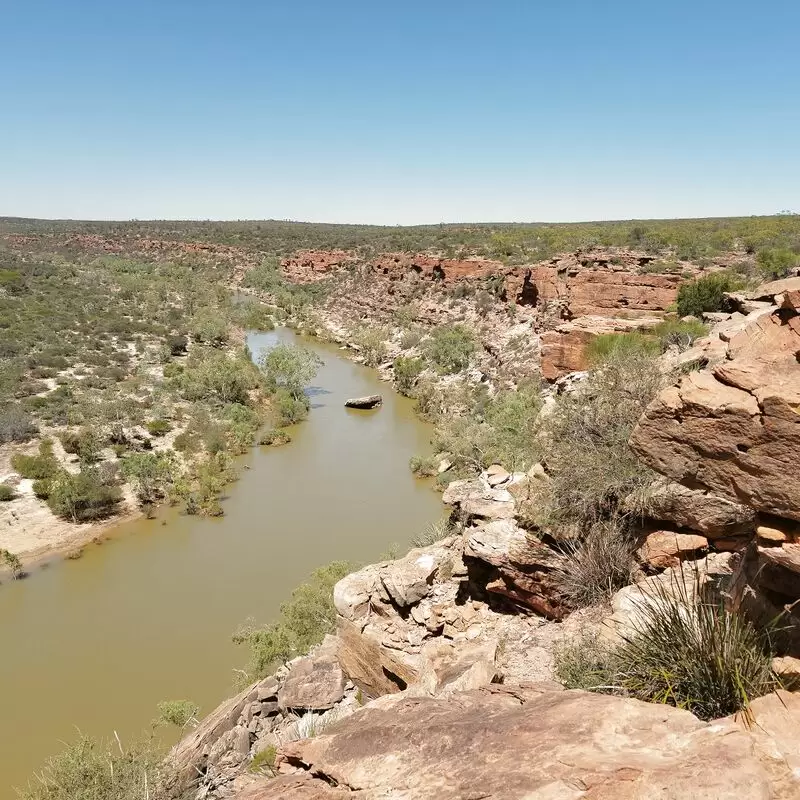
[[156, 699, 198, 729], [259, 428, 292, 446], [11, 442, 59, 479], [273, 387, 310, 426], [675, 272, 742, 318], [146, 419, 172, 437], [756, 247, 799, 281], [233, 560, 352, 681], [0, 548, 23, 579], [423, 324, 477, 374], [178, 350, 260, 405], [249, 744, 277, 775], [17, 735, 165, 800], [0, 484, 15, 501], [121, 452, 175, 508], [553, 631, 617, 691], [409, 454, 438, 477], [189, 309, 229, 346], [47, 469, 123, 523], [552, 519, 635, 607], [351, 325, 389, 367], [614, 574, 776, 720], [32, 479, 51, 499], [59, 428, 103, 463], [587, 332, 661, 364], [258, 343, 323, 398], [393, 356, 424, 395], [651, 318, 708, 351]]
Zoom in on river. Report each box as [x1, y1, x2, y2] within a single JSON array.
[[0, 328, 442, 797]]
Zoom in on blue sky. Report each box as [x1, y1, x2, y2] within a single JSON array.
[[2, 0, 798, 223]]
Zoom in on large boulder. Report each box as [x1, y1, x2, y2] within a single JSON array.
[[277, 636, 345, 712], [630, 308, 800, 521], [464, 519, 566, 619], [235, 683, 797, 799], [638, 482, 756, 538]]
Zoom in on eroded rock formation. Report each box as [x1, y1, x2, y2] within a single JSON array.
[[234, 684, 800, 800]]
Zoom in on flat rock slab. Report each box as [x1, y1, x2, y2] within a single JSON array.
[[236, 684, 791, 799]]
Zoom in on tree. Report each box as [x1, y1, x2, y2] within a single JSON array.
[[258, 344, 323, 398]]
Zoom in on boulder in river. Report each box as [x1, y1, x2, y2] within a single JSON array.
[[344, 395, 382, 409]]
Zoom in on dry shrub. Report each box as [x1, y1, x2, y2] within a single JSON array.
[[537, 348, 665, 532], [552, 518, 636, 608]]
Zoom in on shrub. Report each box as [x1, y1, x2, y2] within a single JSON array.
[[409, 454, 438, 477], [756, 247, 799, 281], [552, 519, 636, 607], [250, 744, 277, 775], [32, 479, 51, 499], [651, 319, 708, 351], [0, 548, 24, 579], [189, 309, 229, 346], [393, 356, 424, 395], [259, 428, 292, 446], [351, 325, 389, 367], [156, 699, 199, 729], [167, 334, 188, 355], [59, 428, 103, 464], [0, 406, 38, 443], [536, 348, 663, 532], [258, 343, 322, 398], [17, 735, 164, 800], [178, 350, 260, 405], [423, 324, 477, 374], [411, 517, 452, 548], [47, 469, 123, 522], [233, 560, 352, 681], [587, 332, 661, 364], [273, 387, 310, 426], [121, 452, 175, 508], [553, 631, 617, 691], [11, 442, 59, 480], [482, 384, 542, 470], [675, 272, 742, 318], [0, 484, 15, 501], [614, 573, 776, 720], [400, 329, 423, 350], [146, 419, 171, 437]]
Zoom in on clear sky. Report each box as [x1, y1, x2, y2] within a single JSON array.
[[2, 0, 798, 224]]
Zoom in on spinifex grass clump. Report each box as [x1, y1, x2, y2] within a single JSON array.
[[552, 518, 635, 608], [615, 574, 776, 721]]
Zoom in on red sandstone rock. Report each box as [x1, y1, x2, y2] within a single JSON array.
[[630, 308, 800, 521]]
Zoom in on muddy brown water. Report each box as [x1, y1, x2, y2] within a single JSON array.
[[0, 328, 442, 797]]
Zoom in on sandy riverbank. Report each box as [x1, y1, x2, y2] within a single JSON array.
[[0, 444, 142, 568]]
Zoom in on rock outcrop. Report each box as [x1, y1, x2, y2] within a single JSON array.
[[630, 306, 800, 521], [234, 683, 800, 800]]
